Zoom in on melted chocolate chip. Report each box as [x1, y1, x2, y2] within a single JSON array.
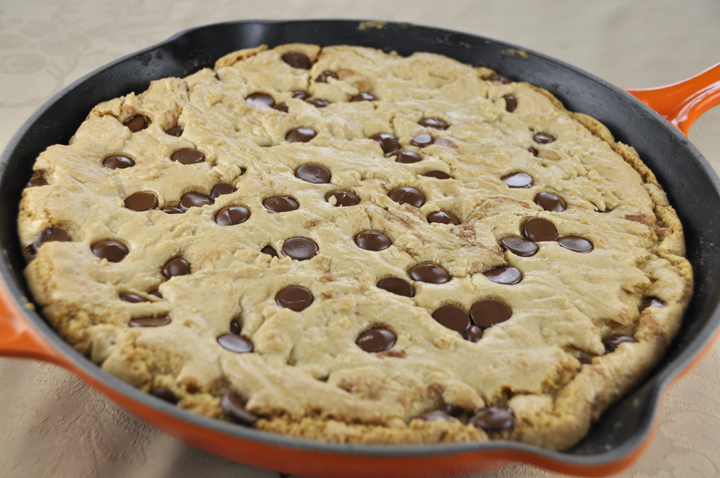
[[215, 206, 251, 226], [286, 127, 317, 143], [103, 154, 135, 169], [210, 183, 236, 199], [501, 236, 538, 257], [246, 92, 276, 107], [419, 118, 449, 130], [483, 266, 522, 285], [91, 240, 129, 263], [281, 51, 312, 69], [356, 327, 396, 353], [377, 277, 415, 297], [355, 231, 391, 251], [350, 92, 377, 102], [640, 297, 665, 312], [325, 190, 360, 207], [370, 133, 401, 155], [603, 335, 636, 353], [263, 196, 299, 212], [217, 334, 254, 354], [411, 133, 434, 148], [394, 151, 423, 163], [463, 325, 484, 342], [315, 70, 338, 82], [292, 90, 311, 100], [485, 73, 512, 84], [533, 132, 556, 144], [276, 285, 314, 311], [432, 306, 471, 334], [262, 245, 278, 257], [221, 393, 258, 426], [306, 98, 330, 108], [427, 211, 460, 225], [388, 187, 425, 207], [469, 299, 512, 328], [503, 94, 518, 112], [534, 192, 567, 212], [180, 192, 214, 210], [162, 206, 185, 214], [124, 191, 158, 211], [150, 387, 178, 404], [162, 257, 190, 279], [273, 103, 289, 113], [409, 263, 450, 284], [418, 410, 454, 422], [129, 316, 171, 327], [523, 217, 558, 242], [295, 164, 331, 183], [124, 115, 148, 132], [171, 148, 205, 164], [119, 292, 148, 303], [229, 319, 242, 335], [558, 236, 594, 253], [472, 407, 515, 432], [165, 126, 183, 136], [528, 146, 539, 156], [423, 170, 452, 180], [502, 172, 534, 188], [281, 237, 318, 261], [33, 227, 71, 252], [27, 176, 48, 187]]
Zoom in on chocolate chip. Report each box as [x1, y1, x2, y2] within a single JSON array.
[[281, 51, 312, 69], [370, 133, 401, 155], [246, 92, 276, 107], [500, 236, 538, 257], [377, 277, 415, 297], [534, 192, 567, 212], [292, 90, 311, 100], [124, 115, 148, 132], [355, 231, 391, 251], [356, 327, 396, 353], [262, 245, 278, 257], [483, 266, 522, 285], [472, 407, 515, 432], [210, 183, 236, 199], [263, 196, 299, 212], [281, 237, 318, 261], [229, 319, 242, 335], [427, 211, 460, 225], [162, 257, 190, 279], [469, 299, 512, 328], [276, 285, 314, 311], [411, 133, 434, 148], [286, 127, 317, 143], [432, 306, 471, 334], [523, 217, 558, 242], [215, 206, 251, 226], [463, 325, 484, 342], [33, 227, 71, 252], [502, 172, 534, 188], [503, 94, 518, 112], [389, 187, 425, 207], [124, 191, 158, 211], [162, 206, 185, 214], [528, 146, 539, 156], [417, 410, 454, 421], [558, 236, 594, 253], [217, 334, 254, 354], [419, 118, 449, 130], [533, 132, 556, 144], [150, 387, 178, 404], [350, 92, 377, 101], [578, 357, 593, 365], [171, 148, 205, 164], [315, 70, 338, 83], [221, 393, 258, 426], [603, 335, 636, 353], [119, 292, 148, 303], [393, 151, 423, 163], [180, 192, 214, 210], [423, 170, 452, 180], [325, 190, 360, 207], [640, 297, 665, 312], [91, 240, 129, 263], [273, 103, 289, 113], [103, 154, 135, 169], [27, 176, 47, 187], [485, 73, 512, 84], [129, 315, 171, 327], [409, 263, 450, 284], [165, 126, 183, 136], [295, 164, 331, 183], [306, 98, 330, 108]]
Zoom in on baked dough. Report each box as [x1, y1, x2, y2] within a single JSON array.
[[17, 43, 692, 450]]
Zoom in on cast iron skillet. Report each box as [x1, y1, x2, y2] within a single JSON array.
[[2, 20, 720, 478]]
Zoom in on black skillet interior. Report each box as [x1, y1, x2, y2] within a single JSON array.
[[2, 19, 720, 466]]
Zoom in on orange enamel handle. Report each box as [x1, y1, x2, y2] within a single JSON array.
[[625, 61, 720, 137]]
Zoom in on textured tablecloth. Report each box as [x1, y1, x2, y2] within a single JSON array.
[[1, 1, 719, 476]]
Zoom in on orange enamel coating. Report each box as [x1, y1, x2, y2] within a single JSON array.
[[625, 61, 720, 137]]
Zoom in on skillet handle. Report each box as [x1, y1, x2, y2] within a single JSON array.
[[0, 284, 65, 364], [625, 62, 720, 137]]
